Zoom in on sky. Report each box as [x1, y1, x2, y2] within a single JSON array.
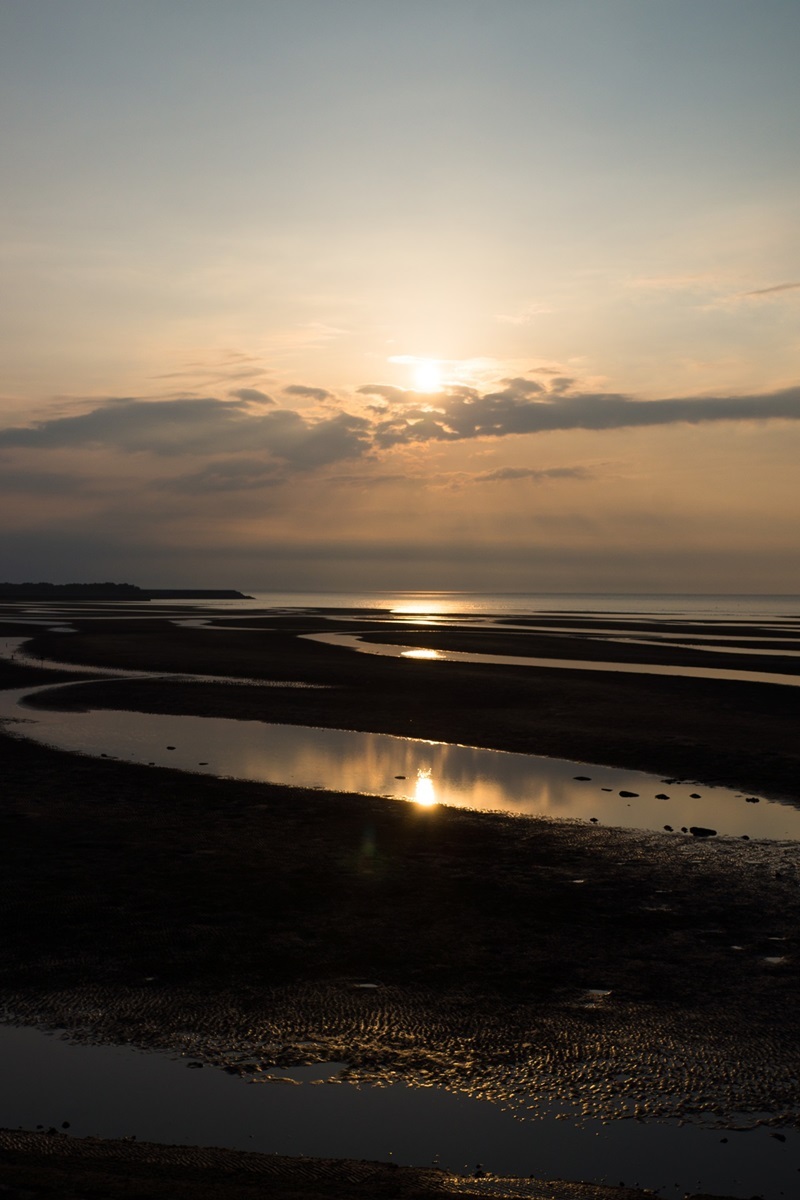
[[1, 0, 800, 593]]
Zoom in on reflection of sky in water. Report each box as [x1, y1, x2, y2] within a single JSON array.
[[2, 684, 799, 839], [0, 1024, 797, 1200], [306, 632, 800, 690]]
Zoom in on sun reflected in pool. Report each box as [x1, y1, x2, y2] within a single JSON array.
[[413, 767, 437, 807], [402, 648, 443, 660]]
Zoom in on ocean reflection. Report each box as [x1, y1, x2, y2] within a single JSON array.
[[2, 683, 799, 838]]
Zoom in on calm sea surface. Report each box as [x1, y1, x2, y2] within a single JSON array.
[[173, 591, 800, 620]]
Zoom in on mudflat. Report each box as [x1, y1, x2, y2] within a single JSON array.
[[2, 607, 799, 1199]]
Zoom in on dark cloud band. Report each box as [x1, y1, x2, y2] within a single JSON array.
[[1, 385, 799, 479], [362, 382, 800, 446]]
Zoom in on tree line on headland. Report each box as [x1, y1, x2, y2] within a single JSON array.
[[0, 582, 250, 600]]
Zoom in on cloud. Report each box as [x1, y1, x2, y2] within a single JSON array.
[[330, 472, 414, 488], [3, 383, 800, 485], [473, 466, 591, 483], [495, 302, 554, 324], [228, 388, 275, 404], [283, 384, 334, 402], [160, 458, 287, 493], [357, 384, 409, 407], [368, 381, 800, 447], [0, 397, 372, 468], [499, 377, 545, 395], [0, 468, 96, 495], [742, 282, 800, 298]]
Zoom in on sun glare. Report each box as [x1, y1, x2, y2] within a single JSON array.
[[413, 359, 443, 393], [413, 767, 437, 807]]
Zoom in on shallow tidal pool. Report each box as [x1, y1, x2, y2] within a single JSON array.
[[1, 1024, 798, 1199], [2, 680, 799, 839]]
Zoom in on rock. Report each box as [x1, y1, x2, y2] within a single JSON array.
[[619, 790, 639, 798], [574, 775, 591, 781], [690, 792, 702, 799], [655, 793, 670, 799], [745, 796, 760, 803], [664, 825, 673, 832], [689, 826, 717, 838]]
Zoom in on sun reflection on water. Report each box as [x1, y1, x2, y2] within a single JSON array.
[[413, 768, 437, 807], [402, 648, 443, 660]]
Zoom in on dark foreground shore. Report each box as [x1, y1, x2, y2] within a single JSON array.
[[0, 1129, 668, 1200], [2, 608, 799, 1198]]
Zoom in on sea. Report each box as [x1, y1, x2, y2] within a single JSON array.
[[165, 590, 800, 621]]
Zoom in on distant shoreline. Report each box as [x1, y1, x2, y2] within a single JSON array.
[[0, 583, 251, 600]]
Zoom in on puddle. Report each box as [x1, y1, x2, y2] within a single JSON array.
[[1, 681, 799, 837], [0, 1024, 797, 1199]]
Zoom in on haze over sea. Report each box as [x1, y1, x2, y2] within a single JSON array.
[[189, 591, 800, 621]]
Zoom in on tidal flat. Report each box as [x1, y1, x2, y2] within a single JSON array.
[[2, 601, 800, 1198]]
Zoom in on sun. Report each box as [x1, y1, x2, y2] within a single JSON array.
[[412, 359, 443, 393]]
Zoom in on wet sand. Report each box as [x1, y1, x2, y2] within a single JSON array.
[[2, 609, 799, 1198], [0, 1130, 665, 1200]]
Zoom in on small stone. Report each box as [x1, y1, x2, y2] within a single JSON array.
[[655, 793, 670, 800], [664, 825, 673, 832], [619, 790, 639, 798], [689, 826, 717, 838]]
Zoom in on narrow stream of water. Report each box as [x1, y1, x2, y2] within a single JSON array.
[[1, 681, 796, 838], [305, 631, 800, 688]]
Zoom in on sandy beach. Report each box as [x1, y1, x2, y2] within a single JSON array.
[[2, 606, 800, 1198]]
